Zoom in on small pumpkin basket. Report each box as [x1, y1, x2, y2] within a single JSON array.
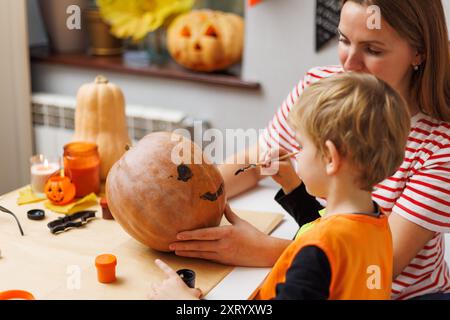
[[45, 176, 76, 206], [167, 9, 244, 72]]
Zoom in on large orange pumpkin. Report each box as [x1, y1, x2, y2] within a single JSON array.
[[167, 9, 244, 72], [105, 132, 226, 252]]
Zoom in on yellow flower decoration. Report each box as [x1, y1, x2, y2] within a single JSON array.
[[97, 0, 194, 42]]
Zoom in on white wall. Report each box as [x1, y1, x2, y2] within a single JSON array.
[[445, 0, 450, 30], [0, 0, 33, 194]]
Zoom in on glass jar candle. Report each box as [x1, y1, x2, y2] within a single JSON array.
[[30, 154, 61, 196], [63, 142, 100, 198]]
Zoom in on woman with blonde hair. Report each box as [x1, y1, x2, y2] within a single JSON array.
[[171, 0, 450, 299]]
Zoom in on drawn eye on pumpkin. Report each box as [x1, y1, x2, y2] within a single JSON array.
[[176, 164, 193, 182], [204, 25, 218, 38], [181, 26, 191, 38], [175, 163, 224, 201]]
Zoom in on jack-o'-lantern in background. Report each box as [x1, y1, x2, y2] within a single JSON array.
[[167, 10, 244, 72], [105, 132, 226, 252], [45, 176, 76, 205]]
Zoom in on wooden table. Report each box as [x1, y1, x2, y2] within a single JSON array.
[[0, 182, 292, 300]]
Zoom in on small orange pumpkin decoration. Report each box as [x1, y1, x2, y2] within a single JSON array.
[[45, 176, 76, 205], [167, 10, 244, 72]]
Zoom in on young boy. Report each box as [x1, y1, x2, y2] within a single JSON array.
[[148, 73, 411, 300]]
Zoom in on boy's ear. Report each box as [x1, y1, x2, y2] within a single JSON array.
[[324, 140, 340, 175]]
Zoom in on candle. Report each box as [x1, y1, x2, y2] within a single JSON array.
[[30, 155, 61, 195]]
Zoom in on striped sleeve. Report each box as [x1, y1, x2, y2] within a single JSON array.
[[259, 79, 303, 154], [259, 66, 342, 156], [393, 144, 450, 233]]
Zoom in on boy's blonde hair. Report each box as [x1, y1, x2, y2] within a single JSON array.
[[288, 73, 410, 191]]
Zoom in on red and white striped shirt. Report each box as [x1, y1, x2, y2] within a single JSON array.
[[261, 65, 450, 300]]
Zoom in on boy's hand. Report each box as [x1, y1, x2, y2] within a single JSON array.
[[147, 259, 202, 300], [262, 148, 302, 194]]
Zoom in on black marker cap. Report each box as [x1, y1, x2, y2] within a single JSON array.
[[27, 209, 45, 221], [176, 269, 196, 288]]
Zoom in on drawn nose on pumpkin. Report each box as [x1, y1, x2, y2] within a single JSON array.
[[194, 42, 202, 51]]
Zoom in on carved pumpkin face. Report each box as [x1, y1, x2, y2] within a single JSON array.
[[105, 132, 226, 252], [167, 10, 244, 72], [45, 176, 76, 205]]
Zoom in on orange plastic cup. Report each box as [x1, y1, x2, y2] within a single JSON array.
[[95, 254, 117, 283]]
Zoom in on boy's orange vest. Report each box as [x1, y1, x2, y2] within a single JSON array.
[[254, 214, 393, 300]]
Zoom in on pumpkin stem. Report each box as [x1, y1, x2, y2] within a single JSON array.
[[95, 75, 109, 84]]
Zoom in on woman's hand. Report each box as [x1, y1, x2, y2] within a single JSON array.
[[262, 148, 302, 195], [218, 143, 266, 199], [147, 259, 202, 300], [169, 204, 291, 267]]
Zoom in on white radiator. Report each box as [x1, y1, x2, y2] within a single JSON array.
[[31, 92, 207, 158]]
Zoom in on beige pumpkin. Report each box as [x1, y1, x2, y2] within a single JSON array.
[[167, 9, 244, 72], [105, 131, 226, 252], [73, 75, 131, 180]]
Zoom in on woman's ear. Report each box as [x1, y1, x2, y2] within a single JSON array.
[[413, 50, 426, 67], [324, 140, 341, 176]]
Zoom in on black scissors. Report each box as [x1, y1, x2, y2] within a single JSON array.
[[0, 205, 24, 236]]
